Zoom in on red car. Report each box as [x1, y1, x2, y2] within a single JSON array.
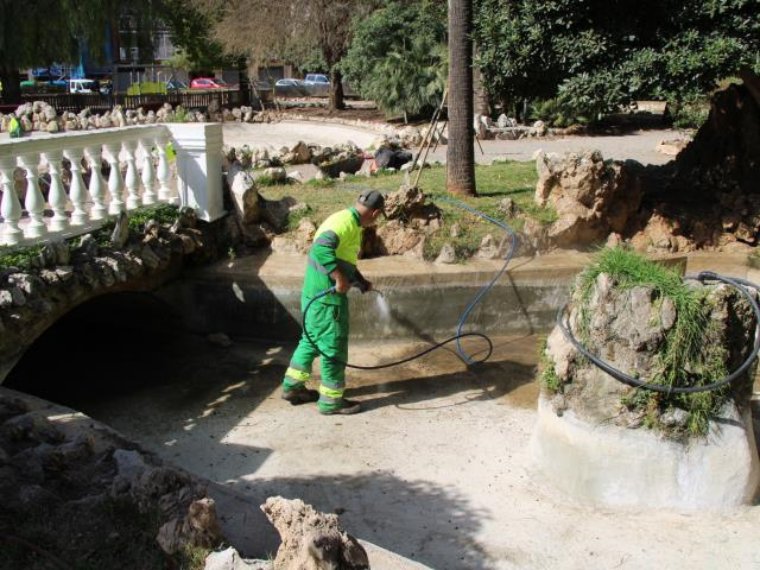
[[190, 77, 234, 89]]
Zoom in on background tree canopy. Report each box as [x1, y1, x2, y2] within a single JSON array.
[[341, 0, 447, 120], [0, 0, 163, 102], [190, 0, 378, 110], [160, 0, 232, 72], [473, 0, 760, 121]]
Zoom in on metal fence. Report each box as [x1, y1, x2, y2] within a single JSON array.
[[13, 89, 251, 114]]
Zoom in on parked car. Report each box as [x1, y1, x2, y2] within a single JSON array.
[[304, 73, 330, 96], [274, 78, 308, 97], [304, 73, 329, 85], [68, 79, 97, 94], [190, 77, 234, 89], [166, 79, 188, 91], [99, 80, 113, 95], [49, 76, 68, 88]]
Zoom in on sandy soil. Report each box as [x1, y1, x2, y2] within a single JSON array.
[[21, 322, 759, 570]]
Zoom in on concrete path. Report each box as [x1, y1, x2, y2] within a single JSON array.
[[58, 251, 760, 570], [426, 129, 680, 166], [223, 121, 684, 166], [223, 120, 381, 150]]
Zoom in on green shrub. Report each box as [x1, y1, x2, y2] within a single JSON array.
[[529, 98, 588, 128], [671, 99, 710, 129], [0, 244, 44, 270], [126, 81, 167, 95], [127, 203, 180, 232]]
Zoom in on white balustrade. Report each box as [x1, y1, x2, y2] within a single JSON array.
[[42, 150, 69, 233], [0, 156, 22, 245], [122, 140, 140, 210], [63, 148, 88, 226], [139, 138, 157, 206], [155, 133, 174, 204], [0, 123, 225, 249], [85, 145, 107, 221], [19, 153, 47, 239], [103, 142, 125, 215]]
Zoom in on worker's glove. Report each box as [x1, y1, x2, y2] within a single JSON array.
[[353, 278, 371, 294]]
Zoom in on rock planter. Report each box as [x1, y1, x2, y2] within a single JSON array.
[[531, 249, 760, 509]]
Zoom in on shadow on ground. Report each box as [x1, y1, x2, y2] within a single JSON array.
[[221, 471, 496, 570]]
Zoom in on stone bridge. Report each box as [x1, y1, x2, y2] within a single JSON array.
[[0, 122, 228, 382]]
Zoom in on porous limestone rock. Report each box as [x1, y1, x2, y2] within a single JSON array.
[[261, 496, 369, 570]]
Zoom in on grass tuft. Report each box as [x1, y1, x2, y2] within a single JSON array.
[[576, 247, 729, 436]]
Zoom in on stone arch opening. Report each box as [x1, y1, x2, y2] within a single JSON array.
[[4, 292, 191, 409]]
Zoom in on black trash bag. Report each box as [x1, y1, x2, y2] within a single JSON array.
[[374, 148, 413, 170]]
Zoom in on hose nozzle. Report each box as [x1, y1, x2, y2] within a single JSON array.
[[315, 285, 337, 299]]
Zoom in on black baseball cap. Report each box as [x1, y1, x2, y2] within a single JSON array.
[[357, 189, 386, 212]]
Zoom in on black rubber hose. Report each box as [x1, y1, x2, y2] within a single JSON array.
[[555, 271, 760, 394], [301, 290, 494, 370]]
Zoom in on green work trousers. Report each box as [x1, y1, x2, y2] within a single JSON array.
[[282, 297, 349, 411]]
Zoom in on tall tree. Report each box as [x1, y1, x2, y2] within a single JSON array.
[[159, 0, 231, 72], [191, 0, 377, 111], [341, 1, 447, 121], [447, 0, 476, 196], [473, 0, 760, 120], [0, 0, 161, 104]]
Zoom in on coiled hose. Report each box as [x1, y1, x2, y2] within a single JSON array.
[[556, 271, 760, 394], [302, 197, 519, 370]]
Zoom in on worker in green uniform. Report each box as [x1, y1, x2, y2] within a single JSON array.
[[281, 189, 385, 415]]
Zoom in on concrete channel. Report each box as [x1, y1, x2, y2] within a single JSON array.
[[9, 250, 760, 569], [157, 251, 593, 341]]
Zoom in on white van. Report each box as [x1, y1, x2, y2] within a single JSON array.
[[68, 79, 97, 94]]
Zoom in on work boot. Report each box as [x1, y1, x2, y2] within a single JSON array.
[[282, 387, 319, 405], [319, 399, 362, 415]]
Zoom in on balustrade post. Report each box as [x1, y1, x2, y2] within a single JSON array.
[[0, 157, 23, 245], [103, 143, 125, 215], [139, 138, 157, 205], [64, 148, 88, 226], [165, 123, 225, 221], [122, 139, 141, 210], [85, 146, 108, 220], [42, 150, 69, 233], [154, 134, 176, 204], [18, 153, 47, 239]]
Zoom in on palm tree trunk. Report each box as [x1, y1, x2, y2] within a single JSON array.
[[446, 0, 476, 196]]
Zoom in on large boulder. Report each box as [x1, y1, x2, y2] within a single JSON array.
[[532, 250, 760, 509], [534, 150, 642, 248]]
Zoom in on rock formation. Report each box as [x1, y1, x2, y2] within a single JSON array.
[[0, 389, 224, 567], [533, 250, 760, 508], [261, 496, 369, 570]]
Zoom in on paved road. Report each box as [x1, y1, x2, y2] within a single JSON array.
[[223, 120, 685, 166]]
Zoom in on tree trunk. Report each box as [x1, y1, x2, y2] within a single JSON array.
[[0, 64, 21, 105], [329, 69, 346, 112], [447, 0, 476, 196], [473, 45, 490, 117]]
